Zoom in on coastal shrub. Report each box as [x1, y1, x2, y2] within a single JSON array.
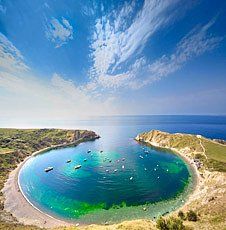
[[156, 216, 185, 230], [187, 210, 197, 221], [178, 210, 186, 220], [156, 217, 168, 230], [167, 217, 185, 230]]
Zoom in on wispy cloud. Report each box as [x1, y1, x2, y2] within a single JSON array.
[[142, 18, 223, 86], [45, 17, 73, 48], [0, 0, 6, 14], [89, 7, 223, 90], [0, 35, 117, 120], [89, 0, 181, 88], [0, 33, 29, 73]]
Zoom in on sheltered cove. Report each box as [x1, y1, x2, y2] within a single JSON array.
[[2, 129, 226, 229]]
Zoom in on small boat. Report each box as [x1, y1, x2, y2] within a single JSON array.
[[154, 168, 157, 171], [122, 158, 125, 161], [84, 159, 87, 162], [139, 155, 144, 159], [144, 168, 147, 171], [45, 167, 53, 172], [66, 160, 71, 163], [122, 165, 125, 169], [100, 150, 103, 153], [114, 169, 118, 172], [106, 169, 109, 172], [74, 165, 82, 170], [130, 176, 133, 181], [87, 150, 91, 153]]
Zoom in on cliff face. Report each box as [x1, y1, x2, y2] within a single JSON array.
[[135, 130, 202, 153], [73, 130, 100, 141]]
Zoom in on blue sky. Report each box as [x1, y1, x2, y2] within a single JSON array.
[[0, 0, 226, 123]]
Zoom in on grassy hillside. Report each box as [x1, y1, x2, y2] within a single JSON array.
[[136, 130, 226, 172], [0, 128, 98, 230], [202, 139, 226, 172]]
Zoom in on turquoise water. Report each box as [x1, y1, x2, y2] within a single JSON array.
[[18, 115, 226, 224]]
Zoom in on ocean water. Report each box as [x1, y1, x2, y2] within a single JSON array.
[[18, 115, 226, 224]]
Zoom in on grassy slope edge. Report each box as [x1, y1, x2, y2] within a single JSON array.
[[1, 129, 226, 230], [135, 130, 226, 230], [0, 128, 99, 230]]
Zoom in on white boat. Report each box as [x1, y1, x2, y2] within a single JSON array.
[[45, 167, 53, 172], [74, 165, 82, 170]]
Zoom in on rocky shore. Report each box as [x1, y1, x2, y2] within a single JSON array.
[[135, 130, 226, 229]]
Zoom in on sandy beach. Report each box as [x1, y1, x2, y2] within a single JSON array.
[[2, 148, 73, 228], [2, 132, 225, 229], [2, 140, 199, 229]]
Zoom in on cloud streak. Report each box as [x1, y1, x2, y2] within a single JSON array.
[[0, 33, 29, 73], [89, 11, 222, 90], [45, 17, 73, 48], [89, 0, 181, 88], [0, 35, 118, 121], [143, 19, 223, 86]]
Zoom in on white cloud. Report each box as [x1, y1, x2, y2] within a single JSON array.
[[45, 17, 73, 48], [144, 19, 223, 85], [89, 0, 181, 87], [0, 35, 118, 121], [0, 33, 29, 73], [89, 12, 222, 90]]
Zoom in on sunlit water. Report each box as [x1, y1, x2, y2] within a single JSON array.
[[19, 115, 226, 224]]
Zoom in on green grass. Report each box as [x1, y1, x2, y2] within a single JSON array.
[[202, 139, 226, 172], [0, 128, 98, 228], [203, 140, 226, 163]]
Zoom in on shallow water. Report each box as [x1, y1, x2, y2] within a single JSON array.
[[18, 115, 226, 224]]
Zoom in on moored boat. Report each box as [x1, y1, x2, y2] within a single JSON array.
[[45, 167, 53, 172], [74, 165, 82, 170]]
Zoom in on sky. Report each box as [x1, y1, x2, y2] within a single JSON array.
[[0, 0, 226, 125]]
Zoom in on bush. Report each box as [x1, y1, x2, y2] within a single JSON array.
[[156, 216, 185, 230], [187, 210, 198, 221], [178, 210, 186, 220], [156, 217, 168, 230], [167, 217, 185, 230]]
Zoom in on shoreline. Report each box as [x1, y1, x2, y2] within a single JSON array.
[[3, 137, 200, 228], [2, 139, 95, 228], [139, 140, 200, 212]]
